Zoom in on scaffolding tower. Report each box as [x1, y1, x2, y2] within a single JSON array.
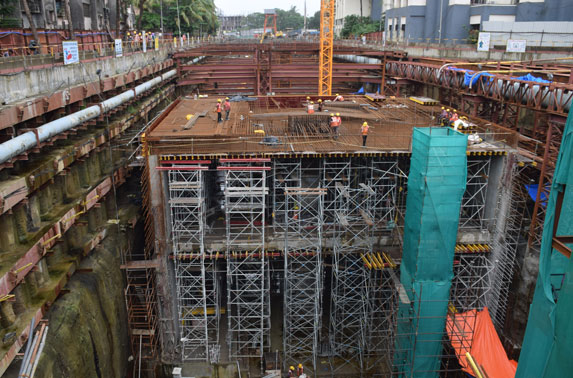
[[283, 187, 325, 372], [272, 159, 302, 234], [459, 157, 492, 230], [330, 182, 373, 370], [167, 165, 219, 361], [220, 158, 271, 359]]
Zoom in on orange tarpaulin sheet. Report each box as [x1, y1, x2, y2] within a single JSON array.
[[446, 307, 517, 378]]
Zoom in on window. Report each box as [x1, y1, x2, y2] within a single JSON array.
[[83, 3, 90, 16], [395, 24, 399, 31], [401, 24, 406, 32]]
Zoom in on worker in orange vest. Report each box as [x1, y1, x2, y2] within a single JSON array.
[[449, 110, 459, 126], [361, 121, 369, 147], [224, 97, 231, 120], [215, 99, 222, 123], [334, 93, 344, 102], [287, 366, 295, 377], [307, 101, 315, 114], [330, 112, 339, 139]]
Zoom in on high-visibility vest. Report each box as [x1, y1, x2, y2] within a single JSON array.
[[336, 116, 342, 126], [307, 104, 314, 114], [361, 124, 369, 135], [224, 101, 231, 111], [336, 95, 344, 101], [330, 117, 338, 127], [216, 103, 221, 113]]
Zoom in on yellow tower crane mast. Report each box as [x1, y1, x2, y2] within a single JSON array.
[[318, 0, 334, 96]]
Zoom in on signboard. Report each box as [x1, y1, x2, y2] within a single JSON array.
[[155, 36, 159, 50], [62, 41, 79, 65], [506, 39, 526, 53], [477, 32, 490, 51], [114, 39, 123, 57], [142, 30, 147, 52]]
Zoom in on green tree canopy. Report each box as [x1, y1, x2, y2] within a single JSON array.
[[307, 10, 320, 30], [340, 15, 382, 38], [140, 0, 218, 35]]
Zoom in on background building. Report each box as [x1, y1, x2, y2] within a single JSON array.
[[334, 0, 373, 35], [2, 0, 122, 31], [383, 0, 573, 44]]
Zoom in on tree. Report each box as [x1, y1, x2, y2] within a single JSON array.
[[140, 0, 218, 35], [307, 10, 320, 30], [20, 0, 40, 47], [340, 15, 382, 38], [275, 6, 303, 30]]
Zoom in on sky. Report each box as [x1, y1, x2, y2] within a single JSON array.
[[215, 0, 320, 17]]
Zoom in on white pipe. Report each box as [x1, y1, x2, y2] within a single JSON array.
[[29, 326, 48, 378], [0, 69, 176, 165]]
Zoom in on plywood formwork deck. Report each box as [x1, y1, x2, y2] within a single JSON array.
[[146, 95, 517, 157]]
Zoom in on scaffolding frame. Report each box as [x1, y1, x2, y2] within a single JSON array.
[[488, 156, 528, 328], [452, 254, 494, 312], [322, 159, 351, 227], [459, 157, 491, 230], [168, 166, 219, 361], [330, 182, 373, 370], [283, 187, 325, 373], [272, 160, 302, 234], [220, 159, 271, 359], [368, 159, 399, 229]]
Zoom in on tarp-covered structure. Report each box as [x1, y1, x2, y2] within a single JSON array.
[[516, 102, 573, 377], [394, 127, 467, 377], [447, 307, 517, 378]]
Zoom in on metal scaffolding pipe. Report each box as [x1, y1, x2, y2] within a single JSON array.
[[0, 69, 177, 165]]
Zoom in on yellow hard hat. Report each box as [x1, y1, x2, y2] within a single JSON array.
[[453, 109, 457, 112], [139, 32, 142, 35], [318, 99, 322, 102], [310, 101, 314, 104], [186, 114, 193, 120], [446, 109, 450, 111], [306, 96, 310, 99], [298, 364, 303, 368], [336, 113, 340, 116], [217, 99, 222, 102], [363, 122, 368, 126], [441, 106, 445, 109], [294, 206, 299, 210], [336, 93, 340, 96], [289, 366, 295, 370], [127, 32, 131, 35], [226, 97, 230, 100]]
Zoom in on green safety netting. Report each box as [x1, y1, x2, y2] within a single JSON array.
[[395, 128, 468, 377], [517, 110, 573, 377]]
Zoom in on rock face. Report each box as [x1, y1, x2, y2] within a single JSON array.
[[34, 229, 129, 378]]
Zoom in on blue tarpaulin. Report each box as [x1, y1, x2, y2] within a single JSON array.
[[464, 71, 494, 86], [515, 73, 552, 84], [525, 184, 550, 206]]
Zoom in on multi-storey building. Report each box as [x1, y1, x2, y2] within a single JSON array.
[[334, 0, 373, 35], [2, 0, 125, 31], [383, 0, 573, 43]]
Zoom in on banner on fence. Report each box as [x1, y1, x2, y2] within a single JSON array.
[[506, 39, 526, 53], [62, 41, 79, 65], [477, 32, 490, 51], [115, 39, 123, 57]]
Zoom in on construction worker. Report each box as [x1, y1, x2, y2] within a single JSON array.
[[333, 93, 344, 102], [317, 99, 323, 112], [330, 112, 339, 139], [297, 363, 304, 376], [361, 121, 369, 147], [216, 99, 222, 123], [438, 106, 448, 125], [307, 101, 315, 114], [224, 97, 231, 120], [287, 366, 296, 377], [449, 110, 459, 126]]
